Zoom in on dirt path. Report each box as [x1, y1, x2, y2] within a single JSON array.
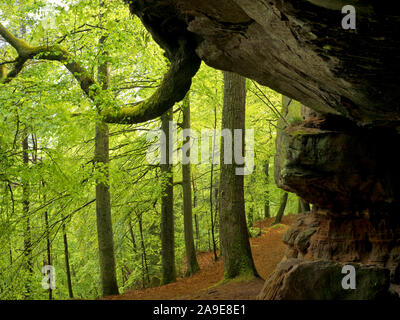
[[106, 215, 296, 300]]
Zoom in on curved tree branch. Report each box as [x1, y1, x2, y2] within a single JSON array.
[[0, 22, 201, 124], [102, 38, 201, 124]]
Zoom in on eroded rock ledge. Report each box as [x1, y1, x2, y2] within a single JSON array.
[[258, 257, 397, 300], [262, 110, 400, 299], [129, 0, 400, 126], [257, 210, 400, 299]]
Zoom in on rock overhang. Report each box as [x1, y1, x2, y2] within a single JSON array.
[[128, 0, 400, 126]]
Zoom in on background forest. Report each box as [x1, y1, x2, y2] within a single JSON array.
[[0, 0, 301, 299]]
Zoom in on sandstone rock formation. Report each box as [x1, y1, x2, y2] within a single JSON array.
[[127, 0, 400, 299], [258, 258, 396, 300], [128, 0, 400, 126]]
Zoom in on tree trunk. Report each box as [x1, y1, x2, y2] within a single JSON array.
[[141, 253, 145, 288], [40, 180, 53, 300], [95, 120, 119, 296], [194, 214, 199, 251], [297, 197, 310, 213], [44, 209, 52, 300], [62, 222, 74, 299], [297, 197, 302, 213], [128, 219, 137, 253], [192, 176, 200, 251], [209, 103, 218, 262], [94, 29, 119, 296], [273, 192, 289, 225], [22, 130, 33, 298], [181, 93, 200, 276], [138, 214, 150, 284], [219, 71, 258, 280], [160, 108, 176, 284], [264, 160, 271, 218], [213, 178, 219, 238]]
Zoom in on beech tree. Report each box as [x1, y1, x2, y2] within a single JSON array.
[[181, 94, 200, 276], [160, 108, 176, 284], [0, 1, 290, 299], [219, 71, 258, 280], [94, 9, 119, 295], [0, 0, 199, 295], [273, 192, 288, 225]]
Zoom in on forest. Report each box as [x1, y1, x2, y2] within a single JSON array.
[[1, 0, 399, 301]]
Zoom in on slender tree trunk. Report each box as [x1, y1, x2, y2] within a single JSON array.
[[44, 209, 52, 300], [272, 96, 291, 224], [95, 120, 119, 296], [219, 72, 258, 280], [22, 130, 33, 298], [94, 29, 119, 296], [298, 198, 303, 213], [141, 253, 145, 288], [264, 160, 271, 218], [138, 214, 150, 284], [160, 108, 176, 284], [213, 178, 219, 239], [62, 222, 74, 299], [40, 180, 53, 300], [208, 230, 211, 252], [300, 198, 310, 212], [210, 104, 218, 261], [273, 192, 289, 225], [121, 267, 126, 287], [181, 94, 200, 276], [210, 160, 217, 260], [128, 219, 137, 253], [192, 176, 200, 251], [4, 183, 14, 266], [194, 214, 199, 251]]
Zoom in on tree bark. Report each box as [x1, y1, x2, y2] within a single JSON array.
[[219, 71, 258, 280], [160, 108, 176, 284], [128, 219, 137, 253], [297, 197, 311, 213], [95, 120, 119, 296], [181, 94, 200, 276], [94, 27, 119, 296], [210, 104, 218, 262], [22, 130, 33, 298], [192, 175, 200, 251], [40, 180, 53, 300], [62, 222, 74, 299], [44, 209, 52, 300], [273, 192, 289, 225], [264, 160, 271, 218], [302, 199, 311, 212], [138, 214, 150, 285]]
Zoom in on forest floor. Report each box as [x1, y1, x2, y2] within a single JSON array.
[[106, 214, 296, 300]]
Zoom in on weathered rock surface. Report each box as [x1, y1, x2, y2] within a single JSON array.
[[274, 117, 400, 213], [129, 0, 400, 126], [285, 212, 400, 276], [266, 113, 400, 299], [260, 211, 400, 299], [258, 258, 395, 300]]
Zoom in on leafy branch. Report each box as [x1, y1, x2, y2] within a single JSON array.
[[0, 22, 201, 124]]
